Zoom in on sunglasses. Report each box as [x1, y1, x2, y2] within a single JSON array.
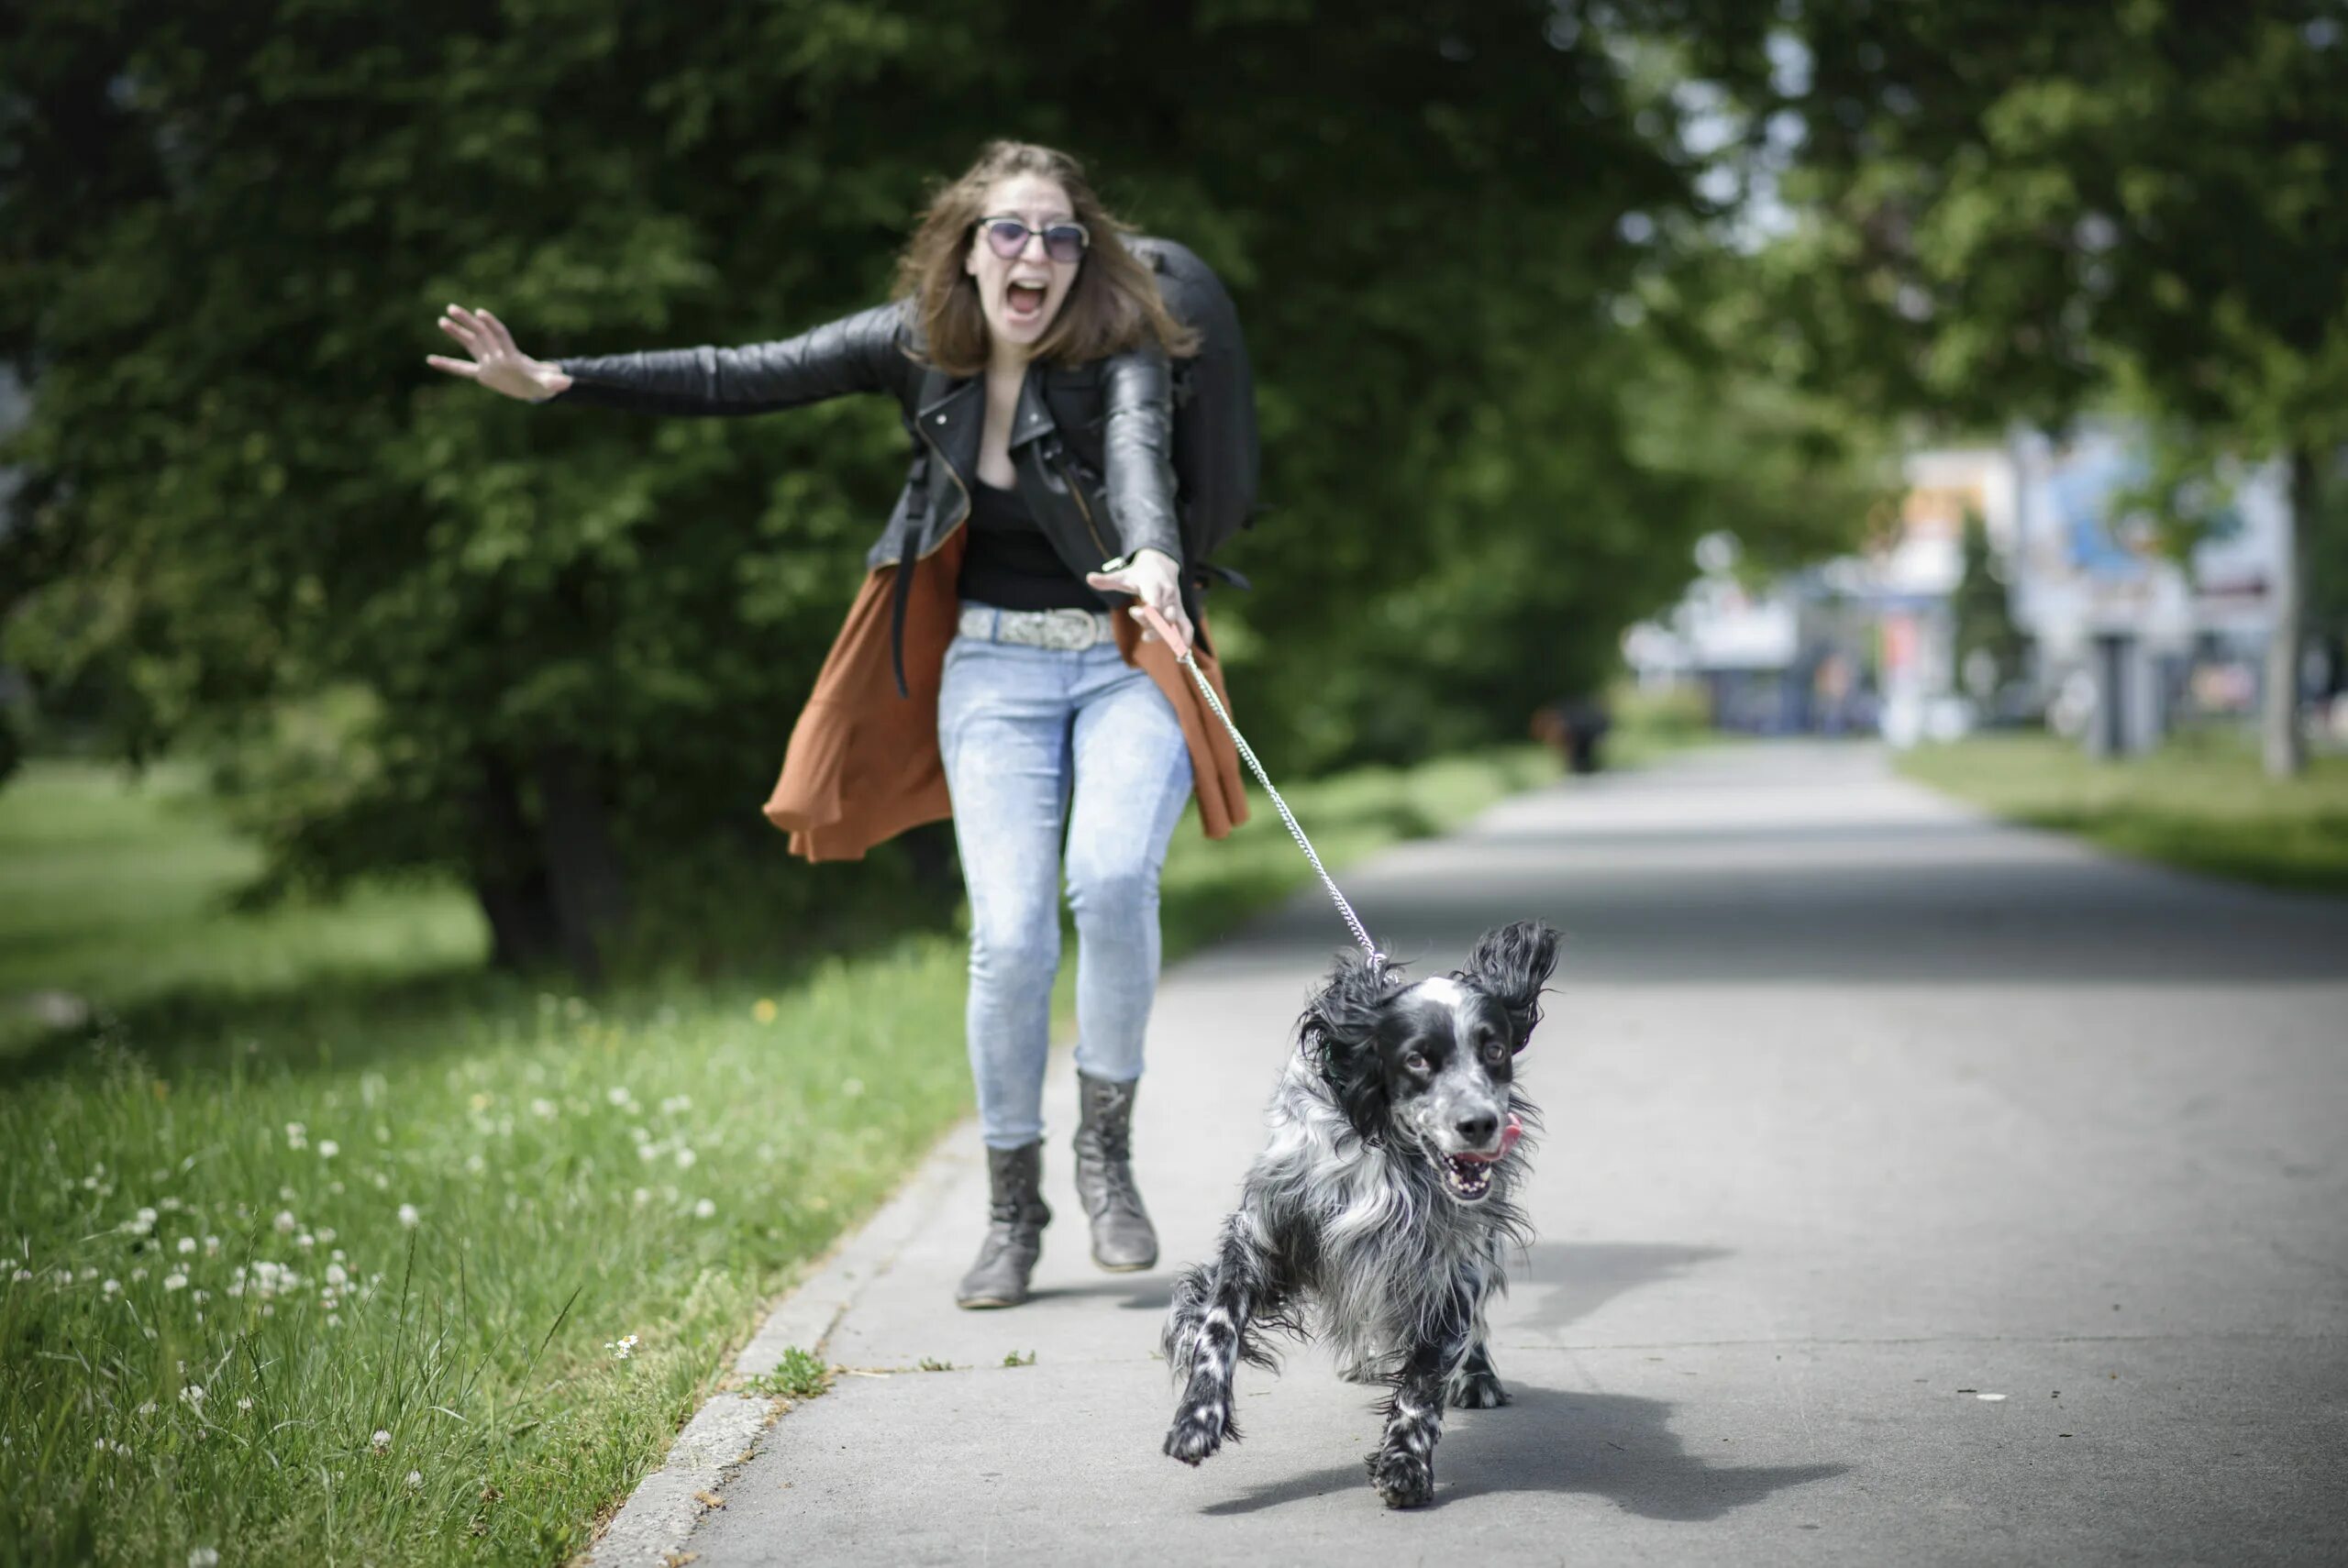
[[976, 215, 1091, 264]]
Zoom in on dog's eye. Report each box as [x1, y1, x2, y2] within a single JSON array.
[[1481, 1039, 1508, 1065], [1403, 1051, 1429, 1075]]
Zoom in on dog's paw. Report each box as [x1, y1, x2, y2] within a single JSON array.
[[1162, 1398, 1232, 1466], [1366, 1445, 1435, 1508], [1448, 1369, 1510, 1409]]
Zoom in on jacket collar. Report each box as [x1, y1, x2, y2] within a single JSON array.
[[914, 363, 1061, 467]]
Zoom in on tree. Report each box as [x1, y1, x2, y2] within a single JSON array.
[[1950, 511, 2024, 703], [3, 0, 1870, 980], [1696, 1, 2348, 772]]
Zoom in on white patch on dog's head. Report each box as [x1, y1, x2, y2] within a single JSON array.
[[1413, 976, 1467, 1012]]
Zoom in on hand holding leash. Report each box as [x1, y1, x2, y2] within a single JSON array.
[[1086, 549, 1193, 655]]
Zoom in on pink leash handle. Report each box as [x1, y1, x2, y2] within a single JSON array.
[[1132, 601, 1192, 663]]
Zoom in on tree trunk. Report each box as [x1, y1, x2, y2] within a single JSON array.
[[2265, 448, 2313, 778], [534, 742, 631, 988], [465, 750, 563, 971]]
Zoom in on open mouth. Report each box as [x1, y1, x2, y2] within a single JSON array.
[[1004, 281, 1048, 322], [1433, 1113, 1522, 1203], [1439, 1153, 1497, 1201]]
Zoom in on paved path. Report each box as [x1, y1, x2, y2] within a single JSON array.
[[638, 744, 2348, 1566]]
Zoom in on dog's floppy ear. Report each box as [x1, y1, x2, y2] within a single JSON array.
[[1463, 921, 1560, 1052], [1299, 950, 1402, 1143]]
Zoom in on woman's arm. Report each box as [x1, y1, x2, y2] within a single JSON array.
[[428, 301, 913, 414], [1098, 347, 1183, 565], [1085, 345, 1192, 650]]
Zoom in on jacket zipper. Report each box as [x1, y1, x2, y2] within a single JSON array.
[[909, 421, 971, 562], [1059, 458, 1113, 560]]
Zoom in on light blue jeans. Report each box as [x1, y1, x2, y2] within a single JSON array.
[[937, 615, 1196, 1150]]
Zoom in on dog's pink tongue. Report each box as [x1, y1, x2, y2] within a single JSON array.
[[1458, 1113, 1523, 1165]]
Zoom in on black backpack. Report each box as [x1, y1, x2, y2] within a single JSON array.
[[1129, 236, 1260, 586]]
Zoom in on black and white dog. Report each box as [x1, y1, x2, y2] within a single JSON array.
[[1161, 921, 1560, 1508]]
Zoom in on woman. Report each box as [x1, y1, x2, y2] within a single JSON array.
[[427, 140, 1248, 1309]]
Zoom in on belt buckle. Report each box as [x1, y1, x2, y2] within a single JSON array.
[[1043, 608, 1099, 650]]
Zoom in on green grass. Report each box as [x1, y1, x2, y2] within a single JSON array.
[[0, 761, 487, 1043], [1599, 679, 1721, 771], [1897, 729, 2348, 895], [0, 742, 1555, 1568]]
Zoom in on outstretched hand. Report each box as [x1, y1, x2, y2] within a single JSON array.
[[1086, 548, 1193, 657], [426, 304, 571, 403]]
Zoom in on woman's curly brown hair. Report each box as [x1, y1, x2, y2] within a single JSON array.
[[894, 139, 1198, 377]]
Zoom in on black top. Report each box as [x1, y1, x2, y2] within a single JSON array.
[[957, 479, 1106, 612]]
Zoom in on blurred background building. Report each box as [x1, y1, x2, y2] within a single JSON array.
[[1623, 426, 2304, 756]]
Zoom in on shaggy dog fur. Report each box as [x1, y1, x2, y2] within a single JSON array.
[[1160, 921, 1560, 1507]]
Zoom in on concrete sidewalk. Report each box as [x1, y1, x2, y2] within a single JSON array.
[[604, 743, 2348, 1567]]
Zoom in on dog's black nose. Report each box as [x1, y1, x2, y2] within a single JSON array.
[[1454, 1112, 1499, 1146]]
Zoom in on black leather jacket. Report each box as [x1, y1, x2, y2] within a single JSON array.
[[548, 295, 1182, 691]]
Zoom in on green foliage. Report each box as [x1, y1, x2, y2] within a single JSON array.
[[1680, 0, 2348, 768], [1700, 3, 2348, 448], [0, 0, 1878, 974], [1950, 513, 2025, 693]]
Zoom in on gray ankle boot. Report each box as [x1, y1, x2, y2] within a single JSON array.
[[956, 1142, 1051, 1309], [1072, 1072, 1157, 1272]]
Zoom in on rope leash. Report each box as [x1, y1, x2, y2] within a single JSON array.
[[1132, 602, 1383, 968]]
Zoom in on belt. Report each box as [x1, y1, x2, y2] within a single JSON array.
[[957, 603, 1117, 651]]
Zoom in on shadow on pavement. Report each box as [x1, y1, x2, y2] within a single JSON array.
[[1027, 1277, 1173, 1312], [1442, 1386, 1847, 1518], [1198, 1386, 1844, 1519]]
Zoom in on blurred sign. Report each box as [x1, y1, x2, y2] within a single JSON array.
[[2009, 425, 2286, 648]]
